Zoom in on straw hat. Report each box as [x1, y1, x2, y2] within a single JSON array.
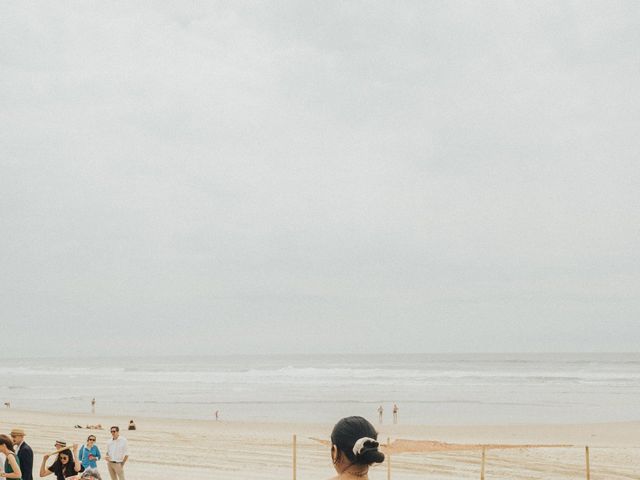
[[10, 428, 25, 436]]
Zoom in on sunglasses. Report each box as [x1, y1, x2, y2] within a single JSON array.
[[88, 438, 96, 441], [110, 430, 117, 433], [60, 456, 69, 461]]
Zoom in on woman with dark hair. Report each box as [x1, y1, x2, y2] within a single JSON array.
[[329, 416, 385, 479], [78, 435, 101, 471], [39, 444, 83, 480], [0, 433, 22, 479]]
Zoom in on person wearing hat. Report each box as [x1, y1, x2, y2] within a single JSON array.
[[10, 428, 32, 480], [40, 443, 83, 480], [53, 441, 65, 458], [48, 441, 66, 467]]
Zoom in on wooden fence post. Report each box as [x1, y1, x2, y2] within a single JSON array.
[[292, 434, 297, 480], [387, 437, 391, 480], [480, 447, 486, 480], [585, 446, 590, 480]]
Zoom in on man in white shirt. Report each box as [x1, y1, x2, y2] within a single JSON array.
[[105, 426, 128, 480]]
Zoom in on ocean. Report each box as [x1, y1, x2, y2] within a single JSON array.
[[2, 353, 639, 425]]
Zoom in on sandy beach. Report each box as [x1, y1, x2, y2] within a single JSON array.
[[0, 409, 638, 479]]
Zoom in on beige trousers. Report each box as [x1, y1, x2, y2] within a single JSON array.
[[107, 461, 126, 480]]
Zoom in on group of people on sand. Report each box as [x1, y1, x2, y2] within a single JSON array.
[[74, 421, 134, 432], [0, 426, 129, 480], [1, 412, 383, 480]]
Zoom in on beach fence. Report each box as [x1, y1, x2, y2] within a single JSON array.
[[291, 435, 637, 479]]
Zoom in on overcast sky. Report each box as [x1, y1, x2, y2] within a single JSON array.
[[1, 1, 639, 357]]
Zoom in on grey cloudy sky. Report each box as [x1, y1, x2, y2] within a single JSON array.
[[1, 1, 639, 356]]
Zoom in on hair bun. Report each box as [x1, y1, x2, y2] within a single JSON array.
[[331, 416, 385, 466], [352, 437, 379, 456], [356, 438, 385, 465]]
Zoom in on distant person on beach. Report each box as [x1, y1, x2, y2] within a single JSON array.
[[11, 428, 33, 480], [127, 420, 136, 431], [91, 398, 96, 414], [0, 434, 22, 479], [3, 402, 10, 408], [76, 425, 102, 430], [392, 403, 398, 424], [40, 444, 83, 480], [377, 405, 383, 424], [78, 435, 101, 471], [215, 410, 219, 421], [328, 416, 385, 480], [105, 426, 128, 480]]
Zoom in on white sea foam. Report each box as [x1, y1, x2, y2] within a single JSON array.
[[1, 354, 639, 424]]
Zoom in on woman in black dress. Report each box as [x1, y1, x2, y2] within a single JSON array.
[[39, 444, 83, 480]]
